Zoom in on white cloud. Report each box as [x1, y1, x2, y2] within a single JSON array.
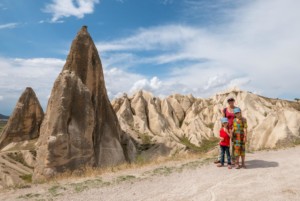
[[104, 67, 145, 99], [97, 0, 300, 99], [0, 23, 18, 30], [0, 57, 150, 114], [0, 57, 64, 114], [44, 0, 100, 22], [97, 25, 199, 52], [130, 77, 162, 94]]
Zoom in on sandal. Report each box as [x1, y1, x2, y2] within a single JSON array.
[[214, 160, 221, 164], [241, 164, 247, 169], [235, 165, 240, 169], [228, 165, 232, 169], [217, 164, 224, 167]]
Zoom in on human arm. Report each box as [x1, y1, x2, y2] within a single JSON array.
[[221, 108, 226, 117], [224, 127, 232, 138]]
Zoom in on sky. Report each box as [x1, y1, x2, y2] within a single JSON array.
[[0, 0, 300, 115]]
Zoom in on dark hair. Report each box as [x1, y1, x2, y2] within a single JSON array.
[[227, 98, 235, 102]]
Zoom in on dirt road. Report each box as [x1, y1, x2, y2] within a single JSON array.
[[1, 146, 300, 201]]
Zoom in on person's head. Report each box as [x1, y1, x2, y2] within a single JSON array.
[[227, 98, 235, 108], [221, 117, 229, 127], [234, 107, 242, 118]]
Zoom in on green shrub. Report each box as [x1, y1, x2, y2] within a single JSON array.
[[178, 135, 219, 153], [19, 174, 32, 183]]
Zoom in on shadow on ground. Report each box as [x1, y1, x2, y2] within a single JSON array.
[[245, 160, 279, 169]]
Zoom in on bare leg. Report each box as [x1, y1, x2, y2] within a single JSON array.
[[214, 146, 222, 163], [241, 156, 246, 168], [235, 156, 240, 169]]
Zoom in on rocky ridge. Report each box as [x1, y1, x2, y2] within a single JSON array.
[[112, 89, 300, 154]]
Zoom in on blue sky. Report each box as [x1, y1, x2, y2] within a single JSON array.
[[0, 0, 300, 115]]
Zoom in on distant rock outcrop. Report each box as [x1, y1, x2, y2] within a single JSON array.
[[34, 26, 136, 180], [112, 90, 300, 153], [0, 87, 44, 150], [0, 114, 9, 120]]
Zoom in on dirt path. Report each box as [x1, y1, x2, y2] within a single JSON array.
[[1, 146, 300, 201]]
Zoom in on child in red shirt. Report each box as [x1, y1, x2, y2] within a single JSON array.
[[217, 117, 232, 169]]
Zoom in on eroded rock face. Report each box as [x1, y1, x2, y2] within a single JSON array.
[[34, 71, 95, 178], [34, 26, 133, 180], [112, 90, 300, 153], [0, 87, 44, 149], [62, 26, 126, 167]]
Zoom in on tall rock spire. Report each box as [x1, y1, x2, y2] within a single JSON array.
[[62, 25, 126, 166], [33, 26, 128, 180]]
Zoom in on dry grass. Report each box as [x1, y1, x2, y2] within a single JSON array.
[[44, 151, 216, 184]]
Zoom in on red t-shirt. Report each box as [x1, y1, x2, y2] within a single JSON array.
[[219, 128, 230, 147]]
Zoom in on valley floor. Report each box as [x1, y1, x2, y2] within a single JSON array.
[[1, 146, 300, 201]]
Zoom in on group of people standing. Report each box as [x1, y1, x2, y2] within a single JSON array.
[[215, 98, 248, 169]]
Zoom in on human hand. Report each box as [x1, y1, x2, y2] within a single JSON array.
[[220, 137, 224, 141]]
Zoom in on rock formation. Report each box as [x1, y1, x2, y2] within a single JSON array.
[[0, 87, 44, 150], [33, 26, 135, 180], [0, 150, 36, 188], [112, 89, 300, 153]]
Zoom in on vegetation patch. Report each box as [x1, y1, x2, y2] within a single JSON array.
[[207, 122, 214, 130], [147, 166, 174, 176], [116, 175, 136, 183], [71, 183, 89, 193], [69, 178, 111, 193], [18, 193, 41, 199], [48, 185, 66, 197], [19, 174, 32, 183], [178, 135, 219, 153], [138, 132, 153, 145]]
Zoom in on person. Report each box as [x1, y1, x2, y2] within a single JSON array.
[[217, 117, 232, 169], [214, 97, 237, 164], [232, 107, 248, 169]]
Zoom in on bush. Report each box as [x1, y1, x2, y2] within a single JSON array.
[[19, 174, 32, 183], [178, 135, 219, 153]]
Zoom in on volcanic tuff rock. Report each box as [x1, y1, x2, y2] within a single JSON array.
[[0, 150, 36, 189], [112, 89, 300, 154], [0, 87, 44, 150], [34, 26, 135, 180]]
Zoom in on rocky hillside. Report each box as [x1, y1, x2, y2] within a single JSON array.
[[112, 89, 300, 155], [0, 114, 9, 120]]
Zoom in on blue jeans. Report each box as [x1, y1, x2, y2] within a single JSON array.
[[220, 145, 231, 165]]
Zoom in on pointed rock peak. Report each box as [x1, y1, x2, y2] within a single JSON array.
[[63, 25, 105, 93], [122, 93, 128, 99], [24, 87, 34, 93], [81, 25, 88, 32], [0, 87, 44, 149], [77, 25, 90, 36]]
